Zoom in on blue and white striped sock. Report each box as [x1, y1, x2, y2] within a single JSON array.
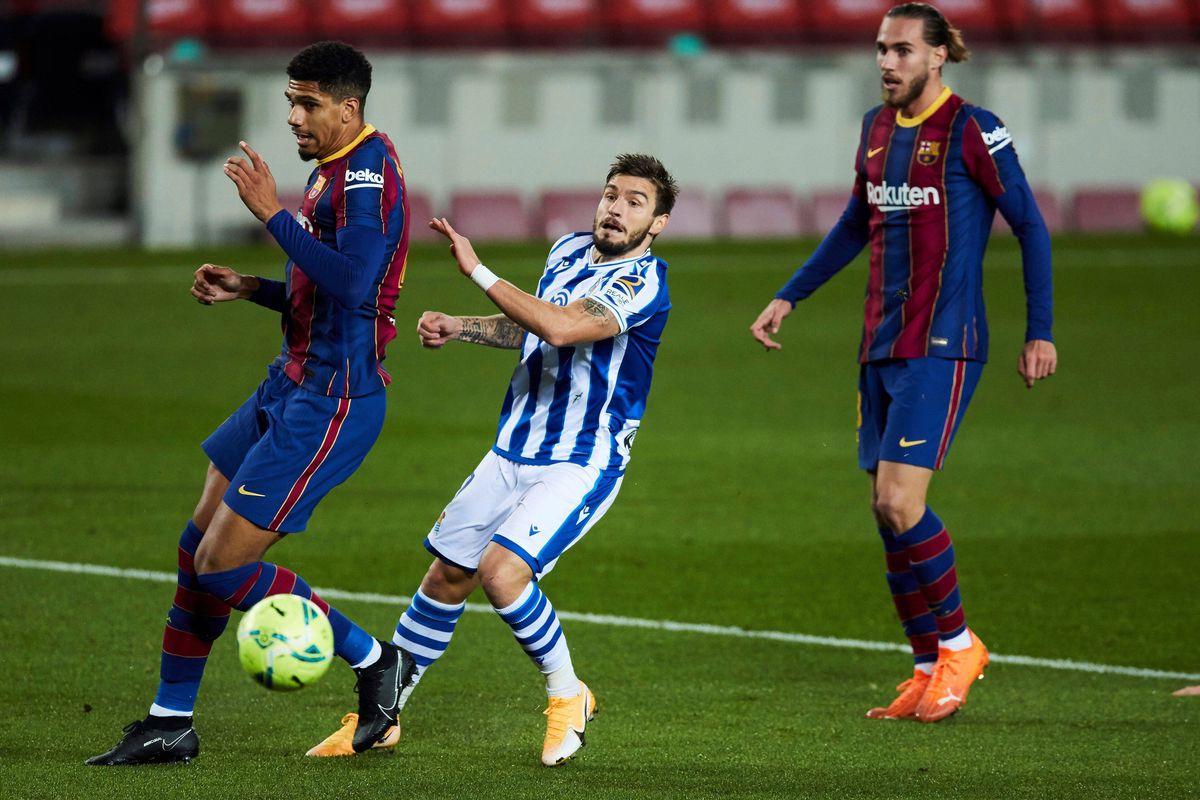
[[393, 590, 466, 676], [495, 583, 577, 697]]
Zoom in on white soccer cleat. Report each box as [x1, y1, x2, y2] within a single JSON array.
[[541, 681, 596, 767]]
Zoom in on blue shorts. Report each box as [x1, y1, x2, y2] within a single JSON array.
[[201, 367, 385, 533], [857, 357, 983, 472]]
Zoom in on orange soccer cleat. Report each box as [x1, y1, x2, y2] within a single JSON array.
[[865, 669, 932, 720], [915, 628, 989, 723], [305, 713, 400, 757], [541, 682, 596, 766]]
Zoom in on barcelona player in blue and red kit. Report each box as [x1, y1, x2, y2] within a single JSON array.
[[88, 42, 416, 766], [752, 3, 1057, 723]]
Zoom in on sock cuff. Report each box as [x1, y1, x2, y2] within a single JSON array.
[[901, 506, 944, 543], [180, 521, 205, 554], [412, 589, 467, 618], [878, 526, 907, 553], [495, 582, 538, 621], [196, 562, 261, 602]]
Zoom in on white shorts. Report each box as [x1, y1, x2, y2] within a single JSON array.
[[424, 450, 623, 580]]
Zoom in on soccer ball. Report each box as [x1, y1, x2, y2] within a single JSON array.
[[1140, 178, 1198, 235], [236, 595, 334, 691]]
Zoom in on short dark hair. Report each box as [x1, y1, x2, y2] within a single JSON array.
[[607, 154, 679, 216], [287, 41, 373, 110], [886, 3, 971, 64]]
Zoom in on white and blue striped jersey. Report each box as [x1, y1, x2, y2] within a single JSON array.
[[492, 232, 671, 475]]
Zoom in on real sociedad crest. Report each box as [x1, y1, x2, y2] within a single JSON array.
[[917, 140, 941, 166], [307, 175, 327, 200]]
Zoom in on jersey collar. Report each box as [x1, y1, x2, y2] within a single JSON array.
[[317, 123, 375, 165], [589, 245, 652, 268], [896, 86, 952, 128]]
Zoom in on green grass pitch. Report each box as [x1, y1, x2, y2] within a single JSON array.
[[0, 233, 1197, 799]]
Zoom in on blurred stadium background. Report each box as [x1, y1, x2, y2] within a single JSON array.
[[3, 4, 1199, 797], [0, 0, 1198, 247]]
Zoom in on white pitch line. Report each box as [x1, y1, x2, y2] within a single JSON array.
[[3, 554, 1197, 682]]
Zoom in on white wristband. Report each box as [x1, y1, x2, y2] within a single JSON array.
[[470, 264, 500, 292]]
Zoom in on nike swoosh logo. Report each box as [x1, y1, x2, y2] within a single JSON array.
[[899, 438, 927, 448], [379, 665, 402, 717], [143, 730, 192, 750], [238, 484, 266, 497], [868, 146, 885, 158]]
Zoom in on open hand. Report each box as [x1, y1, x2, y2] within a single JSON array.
[[224, 141, 284, 223], [429, 217, 484, 278]]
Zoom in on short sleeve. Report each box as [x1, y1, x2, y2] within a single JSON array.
[[587, 258, 668, 334]]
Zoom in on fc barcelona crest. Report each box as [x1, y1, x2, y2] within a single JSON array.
[[917, 140, 941, 166], [307, 175, 327, 200]]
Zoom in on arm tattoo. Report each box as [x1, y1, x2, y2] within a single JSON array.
[[582, 297, 612, 321], [456, 316, 525, 349]]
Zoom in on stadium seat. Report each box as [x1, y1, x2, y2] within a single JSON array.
[[1019, 0, 1102, 41], [810, 189, 855, 235], [1069, 188, 1143, 233], [409, 0, 509, 45], [312, 0, 407, 40], [808, 0, 897, 42], [722, 188, 807, 238], [664, 189, 717, 239], [606, 0, 707, 45], [913, 0, 1003, 39], [212, 0, 310, 38], [1096, 0, 1193, 42], [511, 0, 602, 44], [107, 0, 210, 40], [708, 0, 807, 45], [537, 190, 600, 240], [449, 191, 532, 241]]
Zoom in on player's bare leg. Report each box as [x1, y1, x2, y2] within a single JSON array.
[[86, 464, 246, 766], [873, 461, 988, 722], [479, 545, 595, 766], [307, 559, 479, 757]]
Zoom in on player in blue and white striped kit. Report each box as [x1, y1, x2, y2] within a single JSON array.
[[307, 154, 677, 766]]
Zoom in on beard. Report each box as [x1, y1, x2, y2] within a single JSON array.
[[299, 149, 317, 162], [883, 70, 928, 110], [592, 219, 653, 257]]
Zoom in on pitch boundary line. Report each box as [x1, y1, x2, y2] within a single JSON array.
[[3, 554, 1197, 682]]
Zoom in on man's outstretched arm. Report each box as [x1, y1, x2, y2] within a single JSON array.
[[417, 312, 525, 350], [428, 217, 621, 347]]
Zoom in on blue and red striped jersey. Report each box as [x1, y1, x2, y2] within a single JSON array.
[[263, 124, 409, 397], [776, 88, 1053, 363]]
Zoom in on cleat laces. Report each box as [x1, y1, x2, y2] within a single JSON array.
[[543, 698, 575, 741]]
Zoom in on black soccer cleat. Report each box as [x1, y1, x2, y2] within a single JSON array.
[[85, 717, 199, 766], [352, 641, 417, 753]]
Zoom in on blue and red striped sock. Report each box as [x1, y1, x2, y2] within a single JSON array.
[[877, 526, 939, 667], [153, 521, 232, 715], [197, 560, 375, 665], [897, 507, 967, 642]]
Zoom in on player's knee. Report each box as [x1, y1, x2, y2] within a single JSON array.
[[192, 463, 230, 531], [192, 540, 220, 576], [478, 548, 533, 606], [421, 559, 476, 603], [873, 491, 922, 533]]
